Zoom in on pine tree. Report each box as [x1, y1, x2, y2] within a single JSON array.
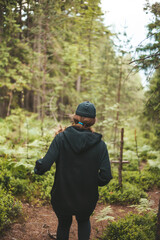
[[136, 2, 160, 147]]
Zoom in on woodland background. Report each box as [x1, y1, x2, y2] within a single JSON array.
[[0, 0, 160, 239], [0, 0, 159, 143]]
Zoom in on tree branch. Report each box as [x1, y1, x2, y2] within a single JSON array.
[[129, 51, 160, 64]]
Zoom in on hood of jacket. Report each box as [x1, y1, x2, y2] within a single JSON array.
[[63, 126, 102, 153]]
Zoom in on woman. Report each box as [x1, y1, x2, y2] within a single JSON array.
[[34, 101, 112, 240]]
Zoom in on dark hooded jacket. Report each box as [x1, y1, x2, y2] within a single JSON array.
[[34, 126, 112, 217]]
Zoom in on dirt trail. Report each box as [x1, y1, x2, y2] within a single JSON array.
[[1, 191, 159, 240]]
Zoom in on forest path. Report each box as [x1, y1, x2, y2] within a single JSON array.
[[1, 190, 159, 240]]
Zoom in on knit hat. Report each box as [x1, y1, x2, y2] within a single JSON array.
[[75, 101, 96, 118]]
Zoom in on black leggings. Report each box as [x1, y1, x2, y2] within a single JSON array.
[[56, 215, 91, 240]]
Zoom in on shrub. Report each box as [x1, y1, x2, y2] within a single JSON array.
[[101, 213, 156, 240], [0, 187, 22, 232], [122, 171, 140, 184], [99, 180, 147, 204], [118, 168, 160, 191], [122, 170, 156, 191], [39, 171, 55, 201], [10, 178, 30, 195], [123, 150, 139, 171], [0, 169, 31, 196], [147, 166, 160, 188], [0, 169, 12, 191], [139, 145, 152, 162], [140, 171, 156, 191]]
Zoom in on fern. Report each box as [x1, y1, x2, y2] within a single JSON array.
[[148, 159, 160, 169], [129, 198, 155, 213], [95, 206, 114, 222], [8, 158, 34, 171]]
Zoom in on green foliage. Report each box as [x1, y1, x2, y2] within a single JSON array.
[[0, 186, 22, 232], [147, 164, 160, 188], [10, 178, 30, 196], [0, 168, 12, 191], [0, 0, 159, 234], [101, 213, 156, 240], [123, 168, 160, 191], [99, 147, 160, 204], [95, 206, 115, 222], [136, 2, 160, 71], [140, 170, 160, 190], [139, 145, 153, 161], [0, 158, 56, 203], [0, 111, 61, 204], [135, 2, 160, 147], [99, 179, 147, 204], [122, 171, 140, 185], [122, 150, 139, 171], [1, 112, 159, 208], [130, 198, 155, 213], [39, 171, 55, 201], [143, 71, 160, 148], [0, 0, 145, 134]]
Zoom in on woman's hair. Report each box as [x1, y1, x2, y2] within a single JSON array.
[[55, 114, 96, 135], [55, 125, 66, 136], [72, 114, 95, 132]]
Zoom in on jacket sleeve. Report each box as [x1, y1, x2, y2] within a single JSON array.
[[34, 135, 59, 175], [98, 142, 112, 186]]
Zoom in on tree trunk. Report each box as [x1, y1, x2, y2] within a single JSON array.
[[41, 43, 47, 136], [26, 0, 30, 39], [88, 15, 93, 81], [0, 3, 4, 41], [156, 199, 160, 240], [7, 91, 13, 116], [18, 0, 23, 40], [76, 74, 81, 92], [118, 128, 124, 189], [37, 1, 42, 119], [135, 129, 141, 174], [114, 63, 123, 147]]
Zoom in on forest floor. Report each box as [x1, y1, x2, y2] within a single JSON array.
[[1, 190, 159, 240]]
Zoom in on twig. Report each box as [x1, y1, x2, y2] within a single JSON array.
[[129, 51, 160, 64]]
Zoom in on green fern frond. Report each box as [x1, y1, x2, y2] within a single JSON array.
[[148, 159, 160, 169], [129, 198, 155, 213], [95, 206, 115, 222]]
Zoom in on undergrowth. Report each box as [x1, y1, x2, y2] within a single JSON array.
[[101, 212, 157, 240], [0, 111, 160, 232]]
